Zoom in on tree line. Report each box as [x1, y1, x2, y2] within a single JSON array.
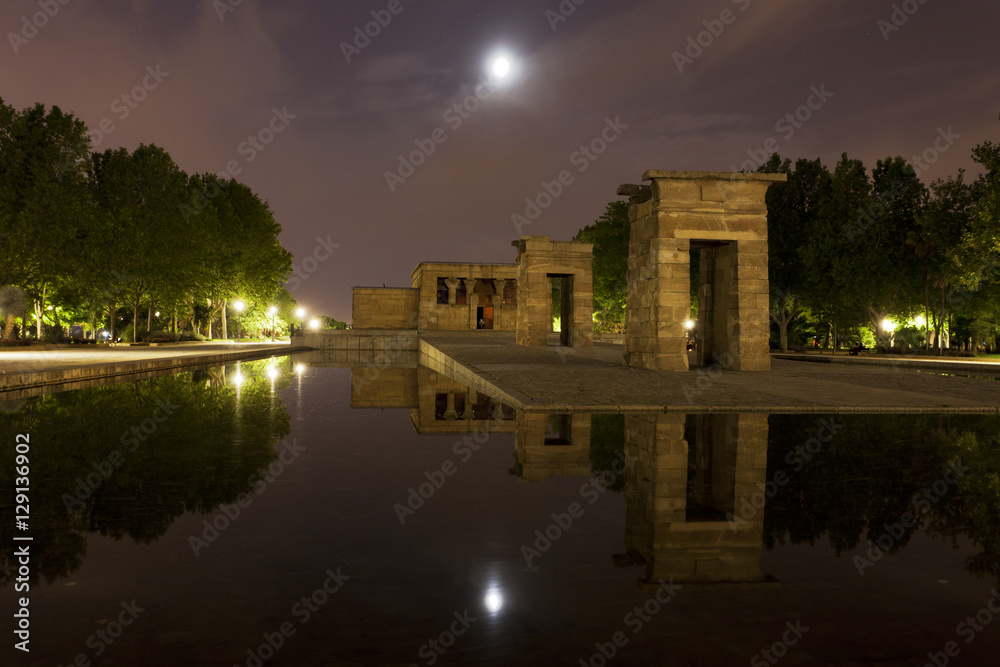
[[0, 99, 294, 343], [576, 123, 1000, 354]]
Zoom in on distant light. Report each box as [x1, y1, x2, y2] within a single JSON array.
[[309, 319, 320, 330], [155, 311, 160, 317], [267, 366, 279, 380], [914, 315, 926, 328], [102, 331, 110, 339], [233, 372, 245, 387], [296, 308, 306, 319], [46, 305, 53, 311], [882, 319, 896, 333], [268, 306, 277, 315], [684, 319, 696, 330], [234, 300, 245, 312], [485, 589, 503, 614], [295, 364, 306, 374]]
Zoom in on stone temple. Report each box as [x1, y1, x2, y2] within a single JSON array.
[[336, 170, 785, 372]]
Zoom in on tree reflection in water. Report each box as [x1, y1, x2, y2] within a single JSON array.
[[0, 359, 292, 586], [586, 412, 1000, 580]]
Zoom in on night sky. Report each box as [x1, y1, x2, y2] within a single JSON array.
[[3, 0, 998, 320]]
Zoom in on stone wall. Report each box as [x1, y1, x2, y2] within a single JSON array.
[[352, 288, 419, 329], [294, 330, 418, 367], [410, 262, 518, 331]]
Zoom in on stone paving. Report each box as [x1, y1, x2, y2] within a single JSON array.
[[420, 334, 1000, 413]]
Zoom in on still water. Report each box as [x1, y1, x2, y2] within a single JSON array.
[[2, 355, 999, 666]]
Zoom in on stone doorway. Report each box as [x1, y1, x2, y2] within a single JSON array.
[[477, 299, 494, 330], [690, 239, 737, 368], [550, 274, 573, 346]]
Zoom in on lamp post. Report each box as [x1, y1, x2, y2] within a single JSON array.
[[234, 300, 245, 343], [268, 306, 277, 342]]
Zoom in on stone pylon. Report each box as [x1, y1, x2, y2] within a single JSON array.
[[618, 171, 786, 371]]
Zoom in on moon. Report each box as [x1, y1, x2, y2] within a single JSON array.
[[491, 56, 511, 79]]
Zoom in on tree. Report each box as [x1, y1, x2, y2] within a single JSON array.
[[0, 101, 92, 338], [0, 285, 26, 340], [191, 176, 292, 339], [89, 145, 192, 341], [573, 201, 629, 332], [911, 172, 974, 350], [759, 154, 831, 351], [799, 154, 872, 349], [849, 157, 927, 347]]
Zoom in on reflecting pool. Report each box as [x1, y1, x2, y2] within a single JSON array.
[[2, 357, 999, 666]]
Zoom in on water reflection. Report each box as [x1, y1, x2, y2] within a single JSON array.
[[0, 360, 293, 587], [619, 413, 775, 590], [339, 363, 1000, 587]]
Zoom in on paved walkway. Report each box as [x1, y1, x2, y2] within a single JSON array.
[[420, 335, 1000, 413]]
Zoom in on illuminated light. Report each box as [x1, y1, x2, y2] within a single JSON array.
[[233, 372, 245, 387], [296, 308, 306, 319], [684, 319, 696, 330], [309, 319, 320, 330], [295, 364, 306, 374], [267, 366, 279, 380], [234, 300, 245, 312], [268, 306, 277, 315], [155, 311, 160, 317], [491, 56, 511, 79], [484, 589, 503, 614], [882, 319, 896, 333], [914, 315, 926, 328], [485, 50, 518, 86]]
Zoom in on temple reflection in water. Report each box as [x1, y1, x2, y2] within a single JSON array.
[[319, 349, 778, 589]]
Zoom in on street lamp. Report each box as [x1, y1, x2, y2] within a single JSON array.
[[268, 306, 277, 342], [234, 300, 245, 342]]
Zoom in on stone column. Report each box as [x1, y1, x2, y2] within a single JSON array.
[[444, 277, 461, 305], [443, 392, 458, 420]]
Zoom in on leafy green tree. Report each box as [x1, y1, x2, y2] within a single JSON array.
[[192, 177, 292, 339], [0, 101, 92, 338], [861, 157, 927, 346], [799, 154, 872, 349], [759, 155, 831, 351], [89, 145, 192, 341], [573, 201, 629, 332], [911, 172, 974, 350]]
